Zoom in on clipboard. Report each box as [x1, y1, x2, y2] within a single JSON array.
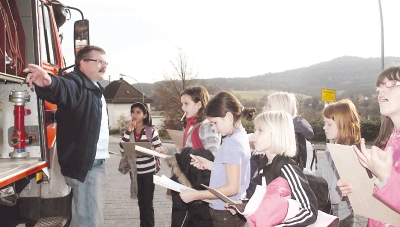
[[327, 143, 400, 226], [166, 129, 184, 149], [201, 184, 237, 205], [122, 142, 152, 157]]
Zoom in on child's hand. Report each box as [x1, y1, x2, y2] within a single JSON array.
[[354, 138, 393, 182], [126, 120, 136, 132], [232, 203, 247, 213], [337, 179, 353, 197], [224, 200, 244, 215], [225, 204, 237, 215], [179, 189, 197, 203], [190, 155, 213, 170], [155, 147, 168, 154]]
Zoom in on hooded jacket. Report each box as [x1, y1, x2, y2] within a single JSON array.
[[293, 115, 314, 140]]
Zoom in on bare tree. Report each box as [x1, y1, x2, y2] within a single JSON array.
[[154, 48, 198, 130]]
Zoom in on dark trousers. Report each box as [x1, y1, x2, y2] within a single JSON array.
[[137, 172, 155, 227], [339, 210, 355, 227], [171, 189, 213, 227], [209, 208, 246, 227], [171, 190, 188, 227]]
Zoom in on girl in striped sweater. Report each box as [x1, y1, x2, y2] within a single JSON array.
[[119, 102, 162, 227]]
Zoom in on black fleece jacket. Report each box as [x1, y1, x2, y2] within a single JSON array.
[[169, 147, 215, 227], [35, 68, 104, 182]]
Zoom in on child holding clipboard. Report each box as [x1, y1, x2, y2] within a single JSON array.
[[118, 102, 162, 227]]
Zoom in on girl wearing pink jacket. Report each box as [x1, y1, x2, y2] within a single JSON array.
[[339, 65, 400, 227]]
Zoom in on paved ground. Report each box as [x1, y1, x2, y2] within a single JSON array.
[[105, 136, 369, 227]]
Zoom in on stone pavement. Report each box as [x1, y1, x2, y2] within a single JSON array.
[[105, 136, 173, 227], [104, 136, 368, 227]]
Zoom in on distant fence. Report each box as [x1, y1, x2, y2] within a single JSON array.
[[312, 143, 371, 151], [313, 144, 326, 151]]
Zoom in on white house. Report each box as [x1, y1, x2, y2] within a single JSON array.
[[103, 78, 163, 131]]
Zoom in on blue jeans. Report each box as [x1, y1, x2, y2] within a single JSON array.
[[64, 159, 108, 227]]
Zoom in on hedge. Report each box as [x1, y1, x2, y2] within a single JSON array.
[[309, 117, 381, 142]]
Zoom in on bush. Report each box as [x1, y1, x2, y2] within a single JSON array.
[[109, 128, 121, 135], [309, 117, 326, 142], [360, 118, 381, 142], [109, 113, 131, 136], [242, 119, 255, 134], [158, 128, 171, 139]]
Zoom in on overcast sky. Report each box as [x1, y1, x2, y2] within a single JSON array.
[[60, 0, 400, 84]]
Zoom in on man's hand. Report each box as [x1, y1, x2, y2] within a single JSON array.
[[23, 64, 52, 88]]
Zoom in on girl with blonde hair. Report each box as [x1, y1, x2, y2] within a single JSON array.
[[231, 111, 318, 226], [264, 91, 314, 170]]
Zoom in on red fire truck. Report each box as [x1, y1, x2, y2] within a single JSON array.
[[0, 0, 90, 225]]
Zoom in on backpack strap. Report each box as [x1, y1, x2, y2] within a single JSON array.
[[145, 125, 162, 172], [310, 145, 317, 170], [295, 132, 307, 170], [145, 125, 153, 141]]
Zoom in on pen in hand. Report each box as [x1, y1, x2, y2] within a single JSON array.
[[366, 168, 373, 179], [190, 154, 205, 170], [355, 143, 373, 179]]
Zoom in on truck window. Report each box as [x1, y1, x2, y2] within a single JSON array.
[[39, 2, 57, 65]]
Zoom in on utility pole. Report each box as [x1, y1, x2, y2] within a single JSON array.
[[378, 0, 384, 70]]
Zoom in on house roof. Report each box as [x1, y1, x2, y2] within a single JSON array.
[[103, 78, 153, 103]]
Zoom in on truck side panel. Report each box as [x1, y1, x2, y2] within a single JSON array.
[[1, 0, 72, 224]]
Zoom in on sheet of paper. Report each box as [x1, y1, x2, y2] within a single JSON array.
[[201, 184, 237, 205], [327, 143, 400, 226], [166, 129, 184, 149], [153, 175, 211, 203], [153, 175, 193, 192], [309, 211, 339, 227], [135, 145, 170, 159]]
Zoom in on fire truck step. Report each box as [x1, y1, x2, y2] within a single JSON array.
[[34, 216, 67, 227]]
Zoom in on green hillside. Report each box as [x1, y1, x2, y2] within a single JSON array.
[[232, 90, 312, 101]]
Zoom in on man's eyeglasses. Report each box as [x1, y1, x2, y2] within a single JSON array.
[[376, 80, 400, 91], [83, 58, 108, 66]]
